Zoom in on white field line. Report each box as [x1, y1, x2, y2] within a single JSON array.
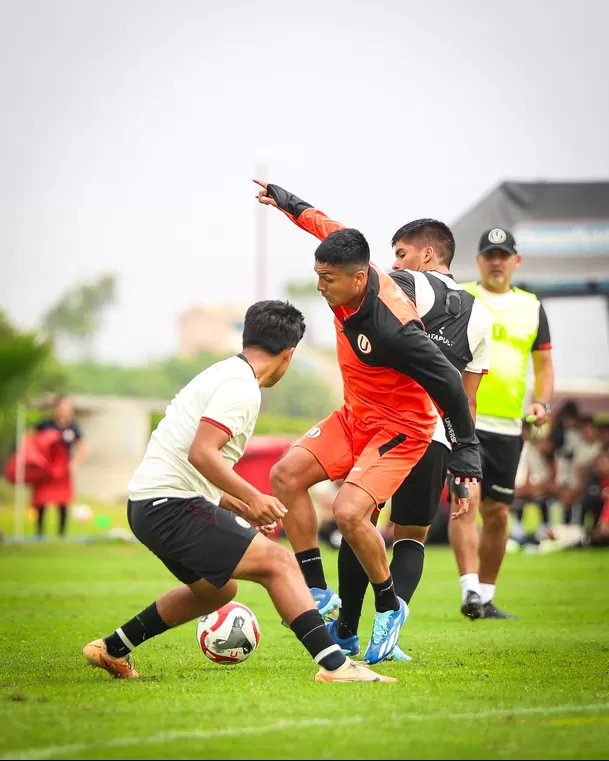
[[2, 702, 608, 760]]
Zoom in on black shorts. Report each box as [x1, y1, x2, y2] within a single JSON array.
[[390, 440, 448, 527], [477, 429, 524, 505], [127, 496, 258, 588]]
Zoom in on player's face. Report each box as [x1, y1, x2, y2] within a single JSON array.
[[477, 249, 521, 292], [392, 241, 428, 271], [54, 399, 74, 424], [314, 261, 367, 308]]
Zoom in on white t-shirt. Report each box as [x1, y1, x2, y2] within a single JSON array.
[[128, 355, 261, 504], [515, 441, 553, 489], [408, 270, 492, 449]]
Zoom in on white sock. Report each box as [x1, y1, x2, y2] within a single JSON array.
[[459, 573, 481, 602], [480, 583, 495, 605]]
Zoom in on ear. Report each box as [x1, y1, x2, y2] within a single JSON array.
[[514, 254, 522, 269], [424, 246, 434, 263], [280, 346, 295, 365]]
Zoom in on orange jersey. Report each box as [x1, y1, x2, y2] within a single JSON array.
[[332, 264, 436, 440], [267, 183, 478, 456]]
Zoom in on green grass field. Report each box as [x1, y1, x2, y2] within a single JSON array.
[[1, 538, 608, 760]]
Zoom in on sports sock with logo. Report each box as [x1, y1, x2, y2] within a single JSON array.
[[291, 609, 346, 671], [372, 576, 400, 613], [295, 548, 327, 590], [104, 602, 170, 657]]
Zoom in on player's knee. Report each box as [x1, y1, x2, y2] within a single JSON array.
[[481, 499, 510, 528], [270, 457, 301, 496], [333, 503, 359, 538], [266, 542, 299, 579]]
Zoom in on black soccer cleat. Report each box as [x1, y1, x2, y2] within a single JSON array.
[[481, 601, 518, 620], [460, 590, 483, 620]]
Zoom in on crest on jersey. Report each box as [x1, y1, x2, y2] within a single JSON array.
[[306, 426, 322, 438], [488, 228, 507, 244], [357, 334, 372, 354]]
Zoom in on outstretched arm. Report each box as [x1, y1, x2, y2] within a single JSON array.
[[254, 179, 345, 241]]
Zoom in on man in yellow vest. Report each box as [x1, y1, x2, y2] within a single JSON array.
[[450, 228, 554, 619]]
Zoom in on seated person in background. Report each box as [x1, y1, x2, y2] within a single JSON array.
[[512, 422, 557, 544], [581, 449, 609, 545], [557, 416, 602, 525]]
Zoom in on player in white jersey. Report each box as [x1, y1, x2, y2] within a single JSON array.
[[331, 219, 492, 659], [83, 300, 393, 683]]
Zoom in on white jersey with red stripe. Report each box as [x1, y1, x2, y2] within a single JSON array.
[[128, 356, 260, 504]]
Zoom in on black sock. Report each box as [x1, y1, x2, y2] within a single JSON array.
[[58, 504, 67, 536], [290, 609, 346, 671], [36, 506, 46, 537], [104, 602, 170, 658], [372, 575, 399, 613], [390, 539, 425, 604], [336, 540, 368, 638], [295, 548, 327, 590]]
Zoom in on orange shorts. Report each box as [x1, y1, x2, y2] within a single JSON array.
[[295, 405, 431, 505]]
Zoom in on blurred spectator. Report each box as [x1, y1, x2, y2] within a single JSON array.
[[580, 449, 609, 545], [512, 422, 557, 544], [32, 395, 87, 539], [557, 415, 602, 524], [551, 399, 580, 453]]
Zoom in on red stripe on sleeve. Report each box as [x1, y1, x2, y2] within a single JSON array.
[[536, 343, 552, 351], [200, 417, 233, 438]]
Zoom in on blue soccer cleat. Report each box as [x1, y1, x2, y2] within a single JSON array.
[[363, 597, 408, 664], [326, 619, 360, 656], [382, 643, 412, 662], [310, 587, 341, 622]]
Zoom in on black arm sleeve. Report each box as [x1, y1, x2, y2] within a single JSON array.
[[267, 184, 313, 218], [389, 270, 417, 305], [378, 320, 475, 445], [532, 302, 552, 350]]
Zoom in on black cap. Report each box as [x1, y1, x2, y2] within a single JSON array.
[[478, 228, 518, 255]]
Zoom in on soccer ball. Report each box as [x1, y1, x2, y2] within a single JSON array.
[[196, 601, 260, 664]]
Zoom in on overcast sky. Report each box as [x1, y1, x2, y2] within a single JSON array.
[[1, 0, 609, 375]]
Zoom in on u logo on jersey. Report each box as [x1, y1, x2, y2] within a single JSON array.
[[357, 334, 372, 354], [493, 323, 507, 341]]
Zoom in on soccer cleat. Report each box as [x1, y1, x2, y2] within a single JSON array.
[[326, 619, 360, 656], [382, 643, 412, 662], [363, 597, 408, 665], [460, 590, 483, 620], [310, 587, 342, 622], [83, 639, 140, 679], [481, 601, 518, 620], [314, 657, 397, 683]]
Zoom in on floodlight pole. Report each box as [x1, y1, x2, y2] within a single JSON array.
[[255, 162, 268, 301]]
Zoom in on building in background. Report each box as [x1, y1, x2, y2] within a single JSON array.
[[451, 181, 609, 383], [178, 303, 249, 360]]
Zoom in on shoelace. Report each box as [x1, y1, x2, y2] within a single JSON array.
[[371, 611, 392, 643]]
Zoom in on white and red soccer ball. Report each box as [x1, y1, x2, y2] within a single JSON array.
[[196, 601, 260, 664]]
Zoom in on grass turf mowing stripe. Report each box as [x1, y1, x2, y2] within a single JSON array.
[[3, 702, 609, 761]]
